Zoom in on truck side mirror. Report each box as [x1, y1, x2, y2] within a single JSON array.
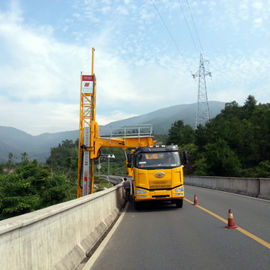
[[182, 151, 188, 165]]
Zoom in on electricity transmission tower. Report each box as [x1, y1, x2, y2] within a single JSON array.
[[193, 53, 211, 128]]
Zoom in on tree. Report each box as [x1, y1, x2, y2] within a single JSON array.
[[243, 95, 257, 116], [194, 124, 208, 151], [204, 139, 241, 176], [0, 164, 4, 174], [254, 161, 270, 178], [0, 164, 42, 218], [167, 120, 195, 146], [21, 152, 29, 165], [42, 174, 71, 207], [191, 95, 270, 177], [193, 156, 208, 176], [7, 152, 14, 170], [0, 161, 71, 220], [47, 139, 78, 174]]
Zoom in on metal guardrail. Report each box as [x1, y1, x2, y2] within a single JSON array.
[[100, 124, 153, 139]]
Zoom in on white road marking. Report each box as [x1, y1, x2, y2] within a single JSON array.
[[82, 203, 129, 270]]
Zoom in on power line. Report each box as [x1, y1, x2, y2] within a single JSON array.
[[150, 0, 193, 75], [177, 0, 198, 52], [184, 0, 204, 53]]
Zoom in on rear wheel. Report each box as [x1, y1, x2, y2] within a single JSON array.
[[175, 199, 183, 208]]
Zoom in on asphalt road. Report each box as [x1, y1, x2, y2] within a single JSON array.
[[89, 185, 270, 270], [100, 175, 124, 185]]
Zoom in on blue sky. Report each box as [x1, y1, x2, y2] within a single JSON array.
[[0, 0, 270, 135]]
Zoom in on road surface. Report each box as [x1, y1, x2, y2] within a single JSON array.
[[87, 185, 270, 270]]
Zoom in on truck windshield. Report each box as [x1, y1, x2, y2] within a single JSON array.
[[136, 152, 181, 169]]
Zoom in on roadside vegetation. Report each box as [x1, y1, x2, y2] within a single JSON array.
[[0, 157, 72, 220], [167, 95, 270, 178], [0, 142, 124, 220]]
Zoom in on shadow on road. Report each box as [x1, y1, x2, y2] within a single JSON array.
[[126, 199, 182, 213]]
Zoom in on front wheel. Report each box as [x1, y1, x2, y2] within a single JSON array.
[[134, 201, 141, 210], [125, 189, 130, 201], [175, 199, 183, 208]]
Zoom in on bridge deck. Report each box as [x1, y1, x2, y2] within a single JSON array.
[[87, 185, 270, 270]]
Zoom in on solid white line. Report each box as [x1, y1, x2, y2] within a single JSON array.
[[82, 203, 128, 270]]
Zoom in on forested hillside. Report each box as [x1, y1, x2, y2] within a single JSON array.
[[167, 96, 270, 177]]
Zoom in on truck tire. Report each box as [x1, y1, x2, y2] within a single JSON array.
[[175, 199, 183, 208], [134, 201, 141, 210]]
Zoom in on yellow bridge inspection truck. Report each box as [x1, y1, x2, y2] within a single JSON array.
[[127, 145, 185, 209]]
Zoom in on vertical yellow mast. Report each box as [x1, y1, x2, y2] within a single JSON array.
[[90, 48, 96, 194], [92, 48, 95, 75], [77, 48, 96, 197]]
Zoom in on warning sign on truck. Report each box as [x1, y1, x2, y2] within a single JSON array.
[[82, 75, 94, 93]]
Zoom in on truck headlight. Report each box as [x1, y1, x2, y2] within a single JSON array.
[[175, 186, 184, 192], [136, 189, 146, 194]]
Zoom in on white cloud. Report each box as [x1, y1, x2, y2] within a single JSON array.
[[0, 96, 79, 135], [239, 1, 249, 21], [201, 0, 270, 34], [0, 9, 87, 103], [0, 4, 195, 134], [209, 52, 270, 105], [97, 111, 138, 126], [252, 1, 263, 10], [116, 6, 129, 15], [1, 0, 270, 136], [253, 17, 263, 27], [101, 6, 111, 14]]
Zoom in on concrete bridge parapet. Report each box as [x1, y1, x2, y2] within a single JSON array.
[[0, 183, 125, 270]]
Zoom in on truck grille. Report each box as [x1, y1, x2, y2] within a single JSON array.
[[152, 195, 170, 198], [149, 180, 171, 189]]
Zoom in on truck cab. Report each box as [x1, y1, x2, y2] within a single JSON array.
[[128, 145, 184, 208]]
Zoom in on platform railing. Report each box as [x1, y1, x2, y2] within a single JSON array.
[[100, 124, 153, 139]]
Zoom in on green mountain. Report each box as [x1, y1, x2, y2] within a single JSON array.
[[103, 101, 225, 135], [0, 127, 77, 163], [0, 101, 225, 162]]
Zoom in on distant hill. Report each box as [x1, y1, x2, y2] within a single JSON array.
[[0, 127, 78, 163], [0, 101, 225, 162], [103, 101, 225, 135]]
